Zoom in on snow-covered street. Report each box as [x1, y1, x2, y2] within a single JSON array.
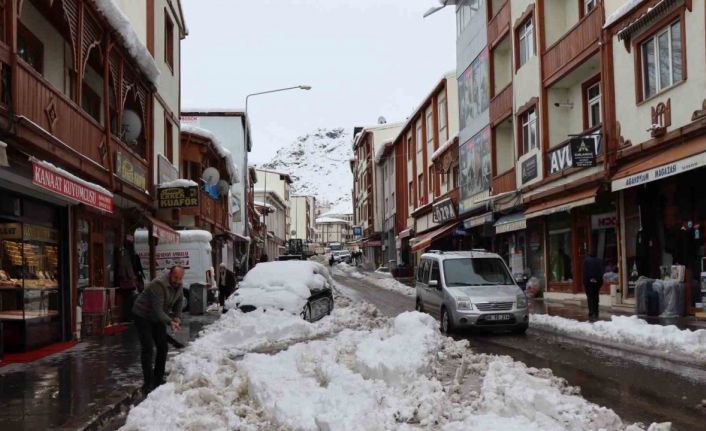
[[119, 271, 680, 430]]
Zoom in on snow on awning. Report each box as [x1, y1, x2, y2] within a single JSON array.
[[615, 0, 676, 42], [92, 0, 160, 84], [157, 179, 199, 188], [30, 157, 113, 213], [494, 212, 527, 234], [431, 132, 459, 162]]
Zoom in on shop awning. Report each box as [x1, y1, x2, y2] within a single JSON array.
[[494, 213, 527, 234], [463, 212, 493, 229], [145, 215, 179, 244], [611, 135, 706, 192], [30, 158, 113, 213], [398, 228, 414, 239], [411, 222, 459, 252], [525, 187, 598, 219]]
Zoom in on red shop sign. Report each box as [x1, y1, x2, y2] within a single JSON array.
[[32, 162, 113, 213]]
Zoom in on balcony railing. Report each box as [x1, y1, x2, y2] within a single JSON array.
[[487, 1, 510, 48], [14, 60, 104, 165], [489, 83, 513, 126], [492, 167, 516, 194], [542, 6, 602, 86]]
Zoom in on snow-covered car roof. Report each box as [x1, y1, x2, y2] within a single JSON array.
[[227, 261, 333, 315]]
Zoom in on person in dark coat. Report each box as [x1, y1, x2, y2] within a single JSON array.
[[582, 247, 604, 320], [132, 265, 184, 393], [217, 263, 236, 312]]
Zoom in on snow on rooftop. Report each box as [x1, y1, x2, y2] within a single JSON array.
[[253, 200, 276, 211], [431, 131, 459, 161], [604, 0, 646, 27], [181, 124, 240, 183], [156, 179, 198, 188], [253, 188, 286, 206], [134, 229, 212, 243], [181, 108, 245, 114], [92, 0, 160, 85], [373, 139, 394, 164], [30, 157, 113, 197]]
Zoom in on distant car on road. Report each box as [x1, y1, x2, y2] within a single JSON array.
[[414, 250, 529, 334], [331, 250, 352, 264], [228, 260, 334, 322]]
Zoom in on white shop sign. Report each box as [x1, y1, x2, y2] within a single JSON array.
[[612, 151, 706, 191]]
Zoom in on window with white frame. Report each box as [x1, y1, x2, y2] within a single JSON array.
[[520, 107, 537, 155], [518, 18, 534, 68], [584, 0, 597, 14], [641, 20, 683, 100], [408, 181, 414, 206], [426, 109, 433, 143], [428, 166, 434, 195], [418, 174, 425, 203], [416, 122, 423, 153], [438, 94, 447, 141], [586, 81, 601, 128]]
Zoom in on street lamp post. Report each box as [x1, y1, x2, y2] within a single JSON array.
[[245, 85, 311, 265]]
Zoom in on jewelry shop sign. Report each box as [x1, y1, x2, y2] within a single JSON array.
[[32, 162, 113, 213], [158, 186, 199, 208]]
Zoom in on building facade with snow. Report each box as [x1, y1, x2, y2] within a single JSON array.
[[315, 217, 352, 247], [253, 189, 288, 261], [290, 195, 316, 242], [351, 122, 403, 269], [0, 0, 187, 351], [180, 111, 253, 269], [253, 169, 292, 260]]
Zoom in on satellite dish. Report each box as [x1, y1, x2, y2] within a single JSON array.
[[202, 167, 220, 186], [216, 179, 230, 196], [377, 116, 387, 125], [122, 109, 143, 142]]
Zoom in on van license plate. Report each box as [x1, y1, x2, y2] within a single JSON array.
[[485, 314, 512, 321]]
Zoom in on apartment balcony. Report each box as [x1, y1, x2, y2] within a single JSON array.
[[542, 6, 602, 87], [489, 83, 513, 127], [487, 1, 510, 49], [492, 167, 516, 194], [182, 190, 230, 231]]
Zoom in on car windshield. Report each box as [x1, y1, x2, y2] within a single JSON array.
[[442, 258, 514, 286]]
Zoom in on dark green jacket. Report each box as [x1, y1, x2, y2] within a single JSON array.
[[132, 274, 183, 324]]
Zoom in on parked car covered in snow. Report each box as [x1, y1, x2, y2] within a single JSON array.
[[227, 261, 334, 322]]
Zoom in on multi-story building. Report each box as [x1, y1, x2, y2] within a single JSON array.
[[392, 72, 460, 274], [290, 195, 316, 242], [180, 110, 252, 270], [315, 216, 352, 246], [351, 122, 403, 268], [0, 0, 186, 351], [253, 169, 292, 260], [605, 0, 706, 312]]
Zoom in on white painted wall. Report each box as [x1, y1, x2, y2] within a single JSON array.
[[496, 120, 515, 174], [290, 196, 310, 241], [612, 2, 706, 146], [114, 0, 147, 46]]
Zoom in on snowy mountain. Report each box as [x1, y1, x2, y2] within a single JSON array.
[[261, 128, 353, 213]]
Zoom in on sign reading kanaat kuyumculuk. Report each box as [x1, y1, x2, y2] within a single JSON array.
[[158, 186, 199, 208]]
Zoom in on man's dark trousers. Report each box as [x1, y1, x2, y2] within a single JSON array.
[[134, 315, 168, 390], [585, 281, 601, 318]]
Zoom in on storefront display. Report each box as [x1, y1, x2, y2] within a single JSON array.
[[0, 189, 68, 351], [547, 214, 573, 283]]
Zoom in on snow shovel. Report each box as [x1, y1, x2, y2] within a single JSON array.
[[166, 331, 186, 349]]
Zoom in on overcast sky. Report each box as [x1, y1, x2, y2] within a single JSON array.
[[181, 0, 455, 165]]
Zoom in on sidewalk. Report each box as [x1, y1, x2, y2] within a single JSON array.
[[532, 296, 706, 331], [0, 312, 219, 431]]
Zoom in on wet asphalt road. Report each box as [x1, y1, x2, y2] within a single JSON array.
[[334, 274, 706, 431]]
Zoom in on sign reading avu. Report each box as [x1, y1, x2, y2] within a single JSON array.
[[158, 186, 199, 208]]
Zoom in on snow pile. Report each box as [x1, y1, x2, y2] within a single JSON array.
[[92, 0, 160, 84], [156, 179, 198, 188], [531, 314, 706, 362], [370, 276, 416, 297], [474, 356, 623, 430], [227, 261, 333, 314], [261, 128, 353, 213], [182, 124, 240, 183], [331, 262, 364, 279], [239, 312, 445, 430], [431, 131, 459, 161]]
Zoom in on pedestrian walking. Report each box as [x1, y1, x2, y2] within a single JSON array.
[[582, 247, 604, 320], [132, 265, 185, 394], [217, 263, 236, 313]]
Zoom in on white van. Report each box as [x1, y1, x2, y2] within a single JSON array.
[[134, 229, 216, 291]]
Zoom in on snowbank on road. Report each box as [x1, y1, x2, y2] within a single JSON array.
[[531, 314, 706, 362], [332, 262, 415, 297], [227, 260, 332, 314]]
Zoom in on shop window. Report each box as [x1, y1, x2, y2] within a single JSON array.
[[18, 23, 43, 74], [104, 230, 116, 287], [639, 20, 683, 101], [77, 219, 90, 287], [526, 221, 545, 290], [548, 216, 573, 283]]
